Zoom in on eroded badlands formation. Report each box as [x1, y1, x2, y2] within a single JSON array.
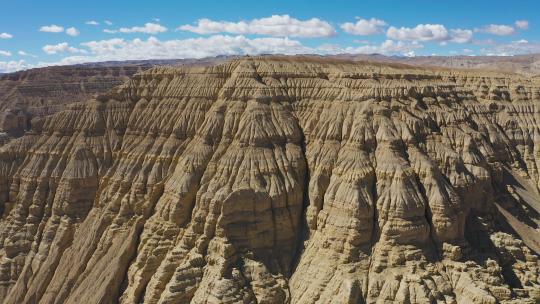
[[0, 57, 227, 137], [0, 65, 145, 136], [336, 54, 540, 76], [0, 57, 539, 303]]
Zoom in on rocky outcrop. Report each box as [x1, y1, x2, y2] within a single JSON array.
[[0, 65, 146, 136], [0, 109, 27, 135], [0, 57, 231, 137], [0, 57, 539, 303]]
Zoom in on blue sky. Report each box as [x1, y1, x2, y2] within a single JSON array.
[[0, 0, 539, 72]]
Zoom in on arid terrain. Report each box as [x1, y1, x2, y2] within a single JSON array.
[[2, 54, 539, 139], [0, 56, 539, 303], [0, 57, 230, 138], [335, 54, 540, 76]]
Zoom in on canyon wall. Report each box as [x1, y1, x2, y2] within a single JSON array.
[[0, 57, 228, 136], [0, 65, 145, 136], [0, 57, 539, 303]]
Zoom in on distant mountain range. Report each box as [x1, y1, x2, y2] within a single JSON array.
[[331, 53, 540, 75]]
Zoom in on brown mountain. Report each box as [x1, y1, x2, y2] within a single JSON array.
[[0, 57, 231, 137], [0, 56, 539, 303], [334, 53, 540, 76]]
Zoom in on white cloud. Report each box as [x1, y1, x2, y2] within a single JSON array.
[[0, 60, 34, 73], [42, 36, 423, 68], [336, 39, 424, 56], [386, 24, 472, 44], [178, 15, 336, 38], [0, 50, 12, 56], [0, 32, 13, 39], [120, 23, 167, 34], [39, 25, 80, 36], [515, 20, 529, 30], [42, 42, 84, 55], [39, 25, 65, 33], [476, 24, 516, 36], [449, 29, 473, 43], [78, 35, 310, 61], [105, 23, 168, 34], [86, 20, 99, 26], [340, 18, 387, 35], [66, 27, 80, 36], [481, 39, 540, 55], [387, 24, 447, 41], [18, 51, 36, 57], [104, 20, 113, 25]]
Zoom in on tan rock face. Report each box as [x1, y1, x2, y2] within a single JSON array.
[[0, 57, 539, 303], [0, 65, 145, 139], [0, 58, 228, 136]]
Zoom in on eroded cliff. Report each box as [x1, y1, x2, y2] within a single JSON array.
[[0, 57, 539, 303], [0, 57, 229, 137]]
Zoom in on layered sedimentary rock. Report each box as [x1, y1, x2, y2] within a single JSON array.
[[0, 57, 230, 136], [0, 65, 146, 136], [0, 57, 539, 303], [336, 53, 540, 76]]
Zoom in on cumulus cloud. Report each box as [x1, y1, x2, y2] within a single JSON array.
[[0, 50, 12, 56], [42, 42, 84, 55], [476, 24, 516, 36], [340, 18, 387, 35], [178, 15, 336, 38], [104, 23, 167, 34], [66, 27, 80, 36], [0, 32, 13, 39], [387, 24, 448, 41], [86, 21, 99, 26], [449, 29, 474, 43], [39, 25, 80, 36], [386, 24, 472, 43], [104, 20, 113, 25], [515, 20, 529, 30], [39, 25, 65, 33], [41, 35, 424, 67], [78, 35, 310, 61], [319, 39, 423, 56], [120, 23, 167, 34], [0, 60, 34, 73]]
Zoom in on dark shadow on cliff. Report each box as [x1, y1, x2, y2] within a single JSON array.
[[465, 211, 523, 289]]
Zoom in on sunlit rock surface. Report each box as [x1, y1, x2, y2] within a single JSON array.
[[0, 57, 539, 303]]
